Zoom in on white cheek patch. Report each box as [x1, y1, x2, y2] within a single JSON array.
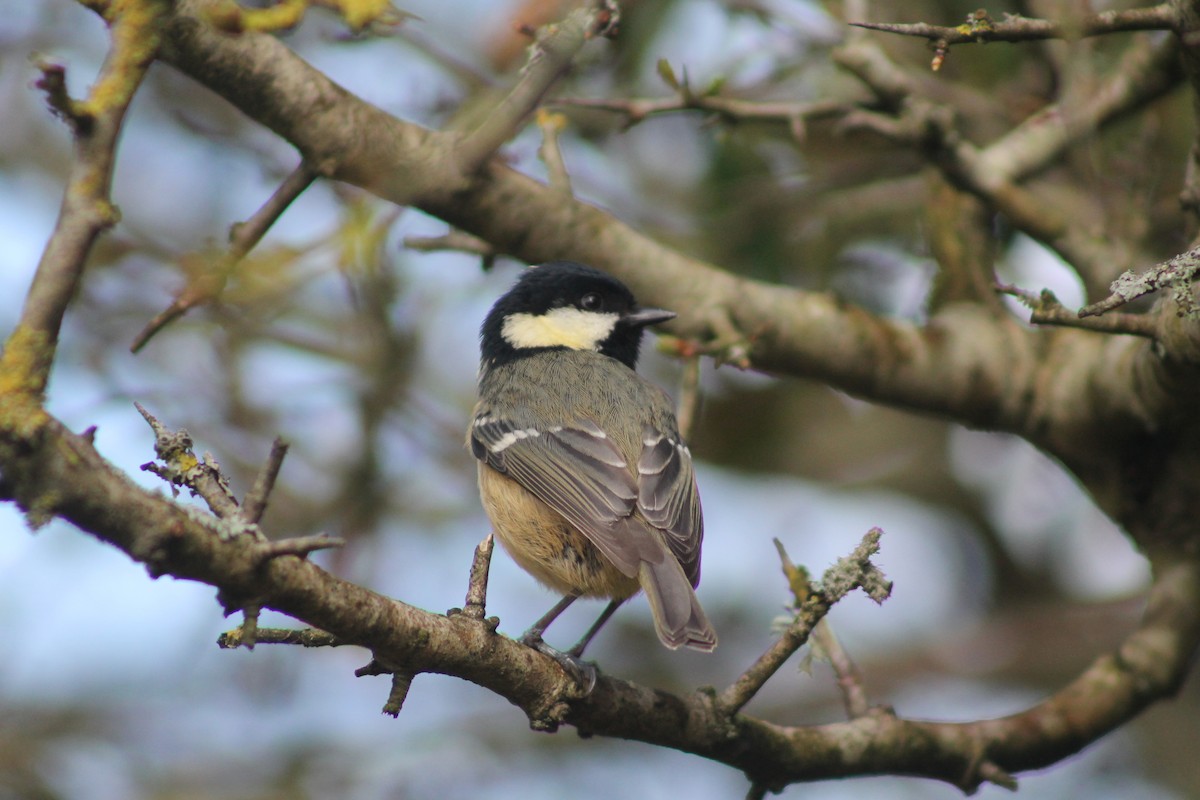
[[501, 307, 619, 351]]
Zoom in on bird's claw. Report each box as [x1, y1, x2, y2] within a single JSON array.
[[521, 633, 598, 695]]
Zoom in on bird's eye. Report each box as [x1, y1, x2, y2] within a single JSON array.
[[580, 292, 604, 311]]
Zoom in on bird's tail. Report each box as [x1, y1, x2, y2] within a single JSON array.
[[639, 556, 717, 652]]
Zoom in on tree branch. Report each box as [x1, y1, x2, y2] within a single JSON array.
[[455, 0, 618, 174], [145, 0, 1200, 535], [850, 5, 1178, 46], [130, 160, 319, 352], [7, 3, 164, 396], [4, 406, 1198, 792]]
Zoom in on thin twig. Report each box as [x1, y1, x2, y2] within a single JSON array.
[[850, 4, 1177, 45], [242, 437, 290, 524], [811, 621, 871, 718], [536, 109, 572, 193], [675, 355, 701, 441], [404, 229, 497, 258], [255, 534, 346, 562], [1079, 246, 1200, 318], [7, 9, 164, 395], [135, 402, 244, 519], [456, 0, 619, 173], [718, 530, 889, 715], [130, 161, 319, 352], [217, 627, 344, 648], [995, 283, 1159, 337], [554, 94, 854, 133], [776, 536, 873, 718]]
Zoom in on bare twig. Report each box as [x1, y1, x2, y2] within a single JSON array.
[[218, 627, 343, 648], [5, 7, 164, 396], [383, 671, 415, 717], [536, 109, 572, 192], [456, 0, 619, 174], [242, 437, 290, 524], [996, 284, 1159, 337], [135, 401, 244, 520], [238, 602, 261, 649], [404, 229, 497, 260], [675, 355, 701, 441], [1079, 247, 1200, 318], [774, 537, 873, 718], [460, 533, 495, 620], [255, 534, 345, 562], [718, 530, 889, 715], [811, 621, 871, 718], [554, 94, 854, 133], [850, 5, 1177, 45], [131, 161, 319, 352]]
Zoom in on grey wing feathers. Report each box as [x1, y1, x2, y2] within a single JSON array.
[[471, 416, 642, 576], [637, 426, 703, 586]]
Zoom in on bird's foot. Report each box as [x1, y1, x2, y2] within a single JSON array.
[[520, 632, 598, 695]]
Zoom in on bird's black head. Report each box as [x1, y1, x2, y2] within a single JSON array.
[[480, 261, 675, 370]]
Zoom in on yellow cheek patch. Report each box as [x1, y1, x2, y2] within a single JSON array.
[[502, 308, 618, 351]]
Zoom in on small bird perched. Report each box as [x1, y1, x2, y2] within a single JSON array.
[[469, 261, 716, 662]]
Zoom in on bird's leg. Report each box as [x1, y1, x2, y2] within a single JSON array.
[[520, 593, 597, 694], [566, 598, 621, 658], [520, 593, 579, 647]]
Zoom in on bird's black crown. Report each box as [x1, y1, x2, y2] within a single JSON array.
[[480, 261, 661, 370]]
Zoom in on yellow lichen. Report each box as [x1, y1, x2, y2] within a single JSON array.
[[78, 0, 167, 119], [0, 325, 53, 400]]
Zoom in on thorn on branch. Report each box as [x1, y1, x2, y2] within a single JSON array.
[[403, 229, 498, 271], [353, 658, 418, 716], [254, 534, 346, 565], [459, 533, 495, 620], [355, 658, 389, 677], [383, 671, 415, 717]]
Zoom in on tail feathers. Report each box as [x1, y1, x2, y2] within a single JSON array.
[[639, 557, 717, 652]]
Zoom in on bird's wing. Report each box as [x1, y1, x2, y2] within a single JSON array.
[[636, 427, 704, 587], [471, 415, 643, 577]]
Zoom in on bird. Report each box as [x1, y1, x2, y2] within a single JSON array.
[[469, 260, 716, 664]]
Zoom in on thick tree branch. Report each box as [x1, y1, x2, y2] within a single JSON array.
[[5, 409, 1197, 791], [147, 0, 1200, 547]]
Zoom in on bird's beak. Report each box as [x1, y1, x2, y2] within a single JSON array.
[[622, 307, 676, 328]]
